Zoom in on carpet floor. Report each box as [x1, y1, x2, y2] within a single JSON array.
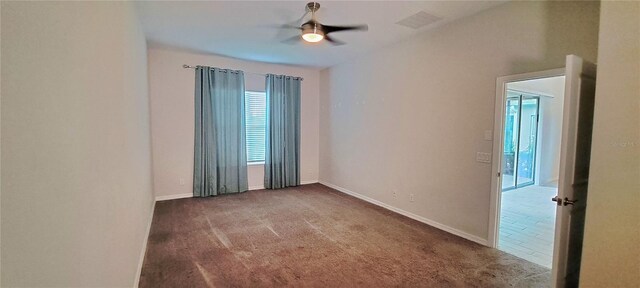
[[139, 184, 550, 287]]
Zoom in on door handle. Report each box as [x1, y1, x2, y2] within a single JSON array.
[[552, 196, 577, 206]]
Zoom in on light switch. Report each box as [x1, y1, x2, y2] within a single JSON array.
[[484, 130, 493, 141]]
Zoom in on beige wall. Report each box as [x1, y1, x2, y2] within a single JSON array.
[[537, 78, 565, 187], [319, 1, 599, 242], [1, 2, 154, 287], [580, 1, 640, 287], [148, 47, 320, 198]]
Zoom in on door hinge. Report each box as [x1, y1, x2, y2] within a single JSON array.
[[563, 198, 577, 206]]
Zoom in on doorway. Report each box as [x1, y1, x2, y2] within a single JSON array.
[[493, 72, 567, 269], [490, 56, 597, 287]]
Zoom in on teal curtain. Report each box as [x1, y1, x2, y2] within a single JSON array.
[[193, 66, 248, 197], [264, 74, 301, 189]]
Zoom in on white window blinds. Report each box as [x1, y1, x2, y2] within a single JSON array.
[[245, 91, 266, 163]]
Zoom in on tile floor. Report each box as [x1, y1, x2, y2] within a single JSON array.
[[501, 174, 534, 190], [499, 185, 557, 268]]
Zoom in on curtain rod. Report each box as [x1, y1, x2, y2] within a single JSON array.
[[182, 64, 303, 81]]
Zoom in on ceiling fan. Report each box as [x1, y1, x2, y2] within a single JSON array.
[[280, 2, 368, 45]]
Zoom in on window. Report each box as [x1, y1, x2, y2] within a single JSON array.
[[245, 91, 266, 163]]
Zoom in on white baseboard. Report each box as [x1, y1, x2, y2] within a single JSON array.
[[319, 181, 489, 246], [249, 185, 265, 191], [250, 180, 319, 191], [133, 200, 155, 287], [155, 193, 192, 201], [542, 178, 559, 187], [155, 180, 319, 201]]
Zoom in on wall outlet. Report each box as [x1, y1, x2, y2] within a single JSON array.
[[409, 193, 415, 202], [393, 191, 397, 198], [179, 178, 185, 185]]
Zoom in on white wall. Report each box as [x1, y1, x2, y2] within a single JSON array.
[[509, 76, 565, 187], [1, 2, 154, 287], [148, 47, 320, 198], [580, 1, 640, 286], [319, 1, 599, 242]]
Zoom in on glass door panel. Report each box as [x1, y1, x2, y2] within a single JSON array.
[[516, 97, 539, 186], [502, 97, 520, 190], [502, 91, 540, 191]]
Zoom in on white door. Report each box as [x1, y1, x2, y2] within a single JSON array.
[[551, 55, 597, 287]]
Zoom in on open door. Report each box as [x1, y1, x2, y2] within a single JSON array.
[[551, 55, 597, 287]]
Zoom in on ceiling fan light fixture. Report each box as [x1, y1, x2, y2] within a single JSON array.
[[301, 23, 324, 43], [302, 32, 324, 43]]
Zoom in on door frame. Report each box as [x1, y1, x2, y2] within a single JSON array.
[[488, 68, 565, 248]]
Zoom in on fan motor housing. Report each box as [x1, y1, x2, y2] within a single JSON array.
[[301, 22, 324, 37]]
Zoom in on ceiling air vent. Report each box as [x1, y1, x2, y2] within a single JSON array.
[[395, 11, 442, 29]]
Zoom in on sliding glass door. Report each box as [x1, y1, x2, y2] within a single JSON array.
[[502, 91, 540, 191]]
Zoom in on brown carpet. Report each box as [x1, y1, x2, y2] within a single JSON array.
[[139, 184, 550, 287]]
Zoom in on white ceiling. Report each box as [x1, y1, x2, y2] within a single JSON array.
[[135, 1, 506, 68]]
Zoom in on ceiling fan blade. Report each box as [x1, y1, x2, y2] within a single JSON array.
[[263, 23, 301, 30], [324, 35, 345, 46], [323, 24, 368, 34], [281, 24, 302, 30], [292, 11, 309, 26], [281, 35, 302, 45]]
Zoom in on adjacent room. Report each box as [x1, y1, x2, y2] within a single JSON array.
[[498, 75, 566, 268], [2, 1, 639, 287]]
